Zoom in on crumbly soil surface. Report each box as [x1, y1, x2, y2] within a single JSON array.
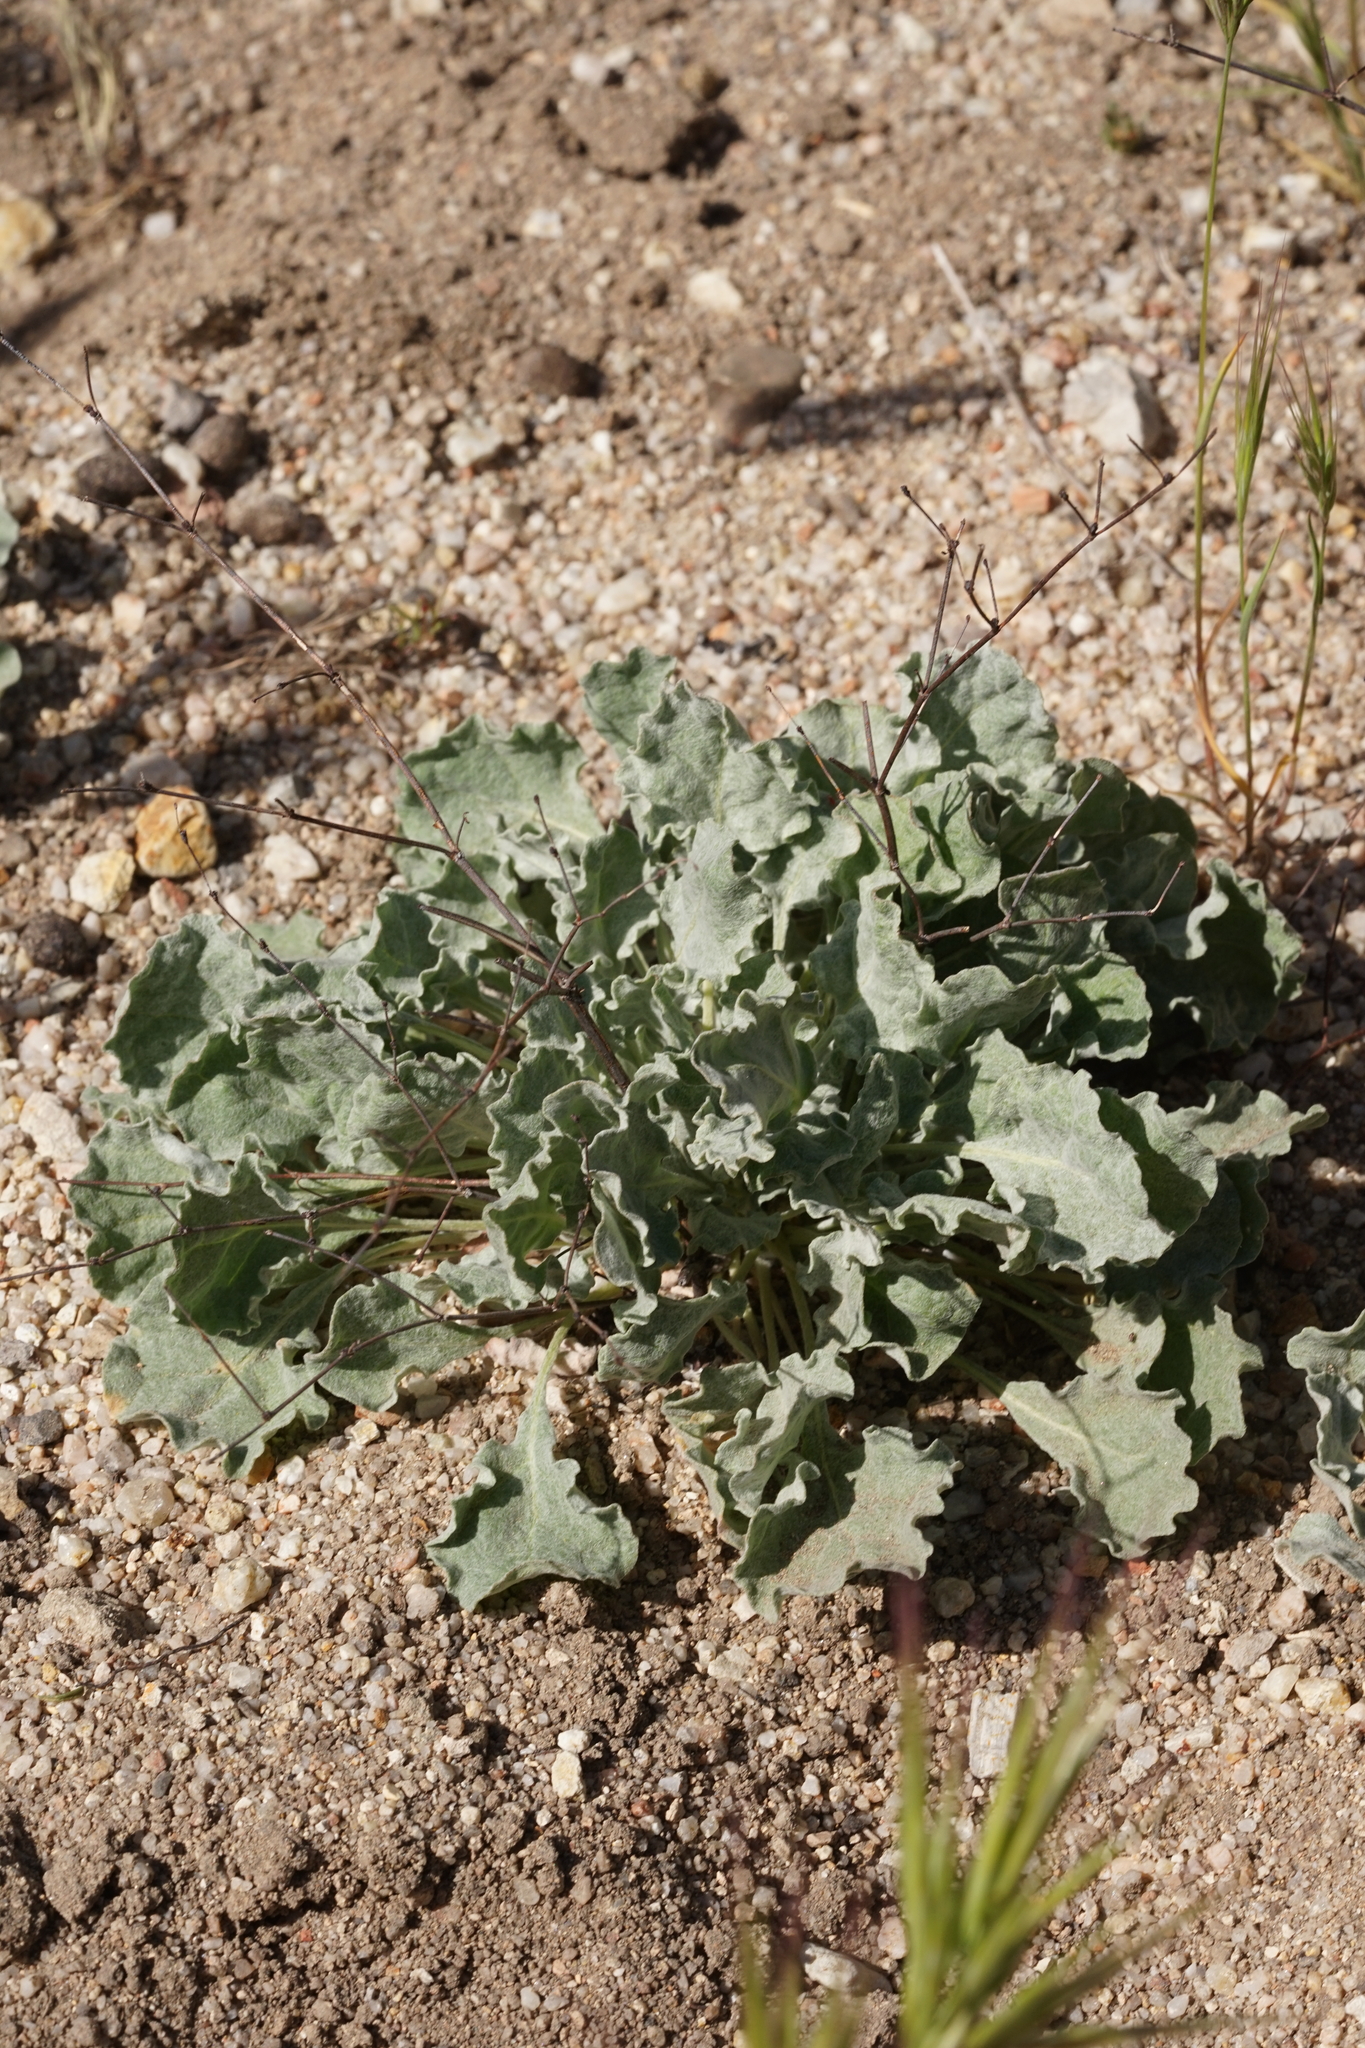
[[2, 0, 1365, 2044]]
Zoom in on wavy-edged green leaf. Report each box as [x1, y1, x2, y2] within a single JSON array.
[[1131, 858, 1303, 1059], [1273, 1512, 1365, 1590], [661, 820, 769, 983], [1140, 1284, 1256, 1465], [164, 1154, 316, 1337], [580, 645, 677, 754], [619, 679, 748, 845], [427, 1335, 638, 1607], [358, 880, 501, 1017], [1178, 1081, 1326, 1164], [394, 716, 599, 887], [810, 879, 1051, 1067], [599, 1280, 748, 1384], [1003, 1304, 1198, 1557], [767, 1053, 908, 1216], [74, 1116, 218, 1306], [907, 644, 1059, 793], [587, 1097, 702, 1270], [806, 1225, 979, 1377], [939, 1032, 1172, 1279], [439, 1242, 546, 1314], [1031, 952, 1151, 1064], [306, 1274, 479, 1409], [1287, 1311, 1365, 1538], [104, 1270, 339, 1477], [107, 915, 292, 1100], [690, 997, 816, 1171], [713, 1347, 854, 1521], [735, 1410, 957, 1619], [665, 1357, 772, 1530], [565, 823, 658, 965]]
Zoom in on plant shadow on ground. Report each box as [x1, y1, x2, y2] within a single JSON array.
[[775, 374, 994, 449]]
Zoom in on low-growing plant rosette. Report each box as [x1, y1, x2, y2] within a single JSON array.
[[74, 646, 1322, 1615]]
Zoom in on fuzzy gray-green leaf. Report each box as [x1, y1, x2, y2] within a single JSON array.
[[735, 1411, 957, 1619], [1287, 1312, 1365, 1539], [427, 1341, 638, 1606], [1003, 1306, 1199, 1558]]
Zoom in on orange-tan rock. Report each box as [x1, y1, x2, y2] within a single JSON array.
[[134, 788, 217, 879]]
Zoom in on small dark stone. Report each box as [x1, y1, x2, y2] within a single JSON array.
[[187, 410, 253, 480], [439, 610, 483, 652], [517, 344, 600, 400], [20, 911, 93, 974], [223, 491, 310, 546], [706, 340, 804, 445], [16, 1409, 65, 1447], [0, 1339, 32, 1374], [73, 447, 175, 507]]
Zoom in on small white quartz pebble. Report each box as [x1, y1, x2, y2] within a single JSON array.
[[261, 833, 322, 886], [210, 1557, 271, 1615], [550, 1750, 583, 1798], [802, 1946, 893, 1995], [114, 1476, 176, 1531]]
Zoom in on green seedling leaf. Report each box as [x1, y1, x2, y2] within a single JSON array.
[[427, 1328, 638, 1606]]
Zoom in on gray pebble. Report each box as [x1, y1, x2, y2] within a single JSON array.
[[560, 77, 714, 178], [156, 379, 211, 438], [123, 748, 196, 793], [36, 1584, 150, 1651], [15, 1409, 65, 1447], [187, 409, 253, 481], [0, 831, 32, 868], [224, 491, 310, 546], [73, 446, 174, 507], [1221, 1628, 1280, 1675]]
